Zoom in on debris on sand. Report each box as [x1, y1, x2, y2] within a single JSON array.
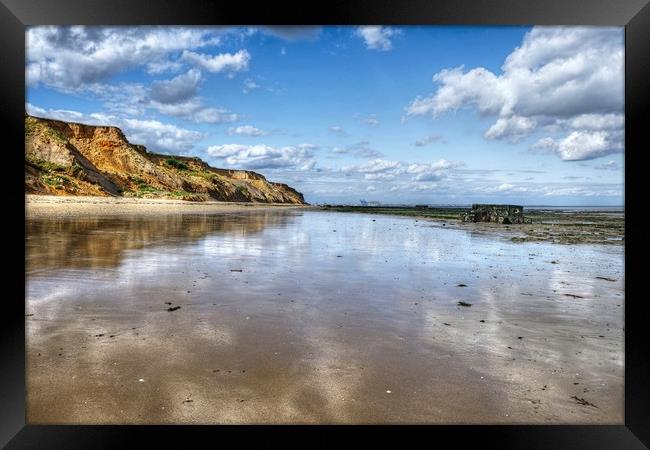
[[167, 306, 181, 312], [571, 396, 598, 408], [550, 260, 559, 264], [165, 302, 172, 305], [457, 284, 467, 287], [230, 269, 243, 272], [564, 294, 584, 299], [25, 313, 34, 317], [95, 334, 104, 337], [479, 320, 485, 323], [596, 276, 617, 282], [457, 301, 472, 307], [443, 323, 451, 326]]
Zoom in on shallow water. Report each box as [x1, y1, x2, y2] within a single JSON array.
[[26, 210, 624, 423]]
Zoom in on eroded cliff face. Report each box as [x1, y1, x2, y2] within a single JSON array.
[[25, 115, 306, 204]]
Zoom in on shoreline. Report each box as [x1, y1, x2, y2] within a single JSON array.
[[319, 205, 625, 245], [26, 194, 312, 218]]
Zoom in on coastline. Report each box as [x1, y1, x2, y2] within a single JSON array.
[[26, 194, 312, 218]]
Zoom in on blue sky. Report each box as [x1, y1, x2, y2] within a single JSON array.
[[26, 26, 624, 205]]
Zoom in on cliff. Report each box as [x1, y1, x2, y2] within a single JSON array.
[[25, 115, 306, 204]]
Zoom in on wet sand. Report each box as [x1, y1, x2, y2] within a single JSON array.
[[25, 209, 624, 424]]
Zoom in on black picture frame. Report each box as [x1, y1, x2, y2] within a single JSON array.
[[2, 0, 648, 447]]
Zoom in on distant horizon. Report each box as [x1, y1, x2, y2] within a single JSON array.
[[26, 25, 624, 205], [320, 202, 625, 208]]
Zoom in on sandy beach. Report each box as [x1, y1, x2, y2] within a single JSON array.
[[25, 205, 624, 424], [26, 195, 311, 218]]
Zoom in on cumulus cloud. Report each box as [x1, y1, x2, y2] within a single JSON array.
[[122, 118, 204, 153], [414, 134, 445, 147], [149, 69, 202, 104], [228, 125, 268, 136], [345, 158, 401, 174], [364, 173, 395, 181], [206, 143, 316, 170], [356, 26, 399, 51], [533, 130, 622, 161], [181, 49, 250, 74], [329, 126, 346, 135], [27, 103, 85, 123], [149, 98, 239, 124], [26, 26, 224, 90], [405, 159, 463, 181], [331, 140, 382, 158], [484, 116, 537, 142], [406, 27, 624, 160]]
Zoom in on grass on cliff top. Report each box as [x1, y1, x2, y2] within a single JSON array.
[[164, 158, 189, 171], [26, 118, 68, 144]]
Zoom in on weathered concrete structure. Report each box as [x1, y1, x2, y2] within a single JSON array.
[[461, 204, 532, 224]]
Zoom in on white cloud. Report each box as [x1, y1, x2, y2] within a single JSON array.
[[26, 103, 85, 122], [414, 134, 445, 147], [206, 143, 316, 170], [26, 26, 224, 90], [189, 107, 239, 124], [564, 113, 624, 130], [533, 130, 621, 161], [405, 159, 463, 181], [494, 183, 514, 192], [149, 69, 202, 104], [329, 126, 346, 134], [346, 159, 401, 174], [405, 27, 624, 160], [329, 140, 381, 158], [182, 49, 250, 74], [356, 26, 398, 51], [484, 115, 537, 142], [243, 78, 260, 94], [360, 115, 379, 126], [150, 98, 239, 124], [122, 118, 204, 153], [364, 173, 395, 181], [228, 125, 267, 136]]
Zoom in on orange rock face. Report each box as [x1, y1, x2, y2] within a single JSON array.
[[25, 115, 306, 204]]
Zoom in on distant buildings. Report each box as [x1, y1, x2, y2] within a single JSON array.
[[359, 199, 380, 206]]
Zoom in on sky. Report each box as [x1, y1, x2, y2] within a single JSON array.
[[25, 26, 625, 206]]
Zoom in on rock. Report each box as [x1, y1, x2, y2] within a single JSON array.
[[571, 396, 598, 408], [457, 301, 472, 307], [460, 204, 531, 224], [167, 306, 181, 312], [595, 276, 616, 282]]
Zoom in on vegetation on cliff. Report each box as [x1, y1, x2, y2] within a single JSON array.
[[25, 115, 306, 204]]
